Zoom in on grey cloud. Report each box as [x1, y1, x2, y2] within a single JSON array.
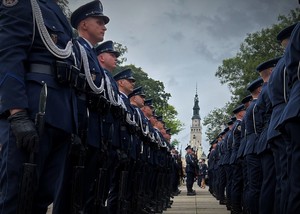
[[194, 42, 217, 62], [69, 0, 298, 155], [169, 31, 185, 41]]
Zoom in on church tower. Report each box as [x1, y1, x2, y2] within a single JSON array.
[[189, 86, 203, 159]]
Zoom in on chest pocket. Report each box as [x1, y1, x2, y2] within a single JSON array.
[[42, 10, 69, 48]]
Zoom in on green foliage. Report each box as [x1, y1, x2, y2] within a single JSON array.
[[171, 139, 180, 147], [203, 106, 230, 142], [204, 9, 300, 141], [114, 42, 128, 65], [57, 0, 71, 18]]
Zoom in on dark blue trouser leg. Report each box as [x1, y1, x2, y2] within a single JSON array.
[[270, 136, 288, 214], [0, 121, 71, 214], [186, 172, 194, 192], [225, 165, 233, 209], [219, 166, 226, 201], [213, 167, 220, 199], [246, 154, 262, 214], [284, 121, 300, 214], [231, 160, 243, 213], [259, 149, 276, 214], [242, 158, 248, 213]]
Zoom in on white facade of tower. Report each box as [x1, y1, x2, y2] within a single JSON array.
[[189, 90, 203, 159]]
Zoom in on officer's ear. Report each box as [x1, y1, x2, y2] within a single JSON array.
[[80, 19, 90, 31], [97, 53, 105, 63]]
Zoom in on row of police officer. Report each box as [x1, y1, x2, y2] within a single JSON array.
[[0, 0, 179, 214], [207, 21, 299, 214]]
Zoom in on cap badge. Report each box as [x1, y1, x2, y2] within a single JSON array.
[[3, 0, 18, 7]]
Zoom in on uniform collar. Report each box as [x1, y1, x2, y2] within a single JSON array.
[[120, 91, 128, 98]]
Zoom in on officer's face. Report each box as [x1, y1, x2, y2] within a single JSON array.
[[136, 95, 145, 107], [150, 116, 157, 125], [83, 17, 107, 45], [281, 38, 289, 49], [156, 121, 164, 129], [118, 79, 135, 95], [142, 105, 153, 117], [98, 52, 117, 72]]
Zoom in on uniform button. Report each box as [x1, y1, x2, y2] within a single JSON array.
[[52, 26, 56, 29]]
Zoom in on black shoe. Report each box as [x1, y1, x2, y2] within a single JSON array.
[[187, 191, 196, 196], [219, 200, 226, 205]]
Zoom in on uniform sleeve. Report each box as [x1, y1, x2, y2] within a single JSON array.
[[0, 2, 33, 115], [285, 23, 300, 86]]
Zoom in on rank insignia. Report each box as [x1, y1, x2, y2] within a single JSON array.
[[2, 0, 18, 7], [50, 34, 58, 44]]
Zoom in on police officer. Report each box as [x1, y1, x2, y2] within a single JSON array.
[[128, 86, 148, 212], [276, 22, 300, 213], [152, 115, 171, 210], [208, 139, 219, 197], [207, 143, 214, 195], [185, 145, 197, 195], [230, 104, 246, 214], [268, 23, 296, 214], [198, 159, 208, 189], [236, 94, 252, 213], [217, 129, 227, 205], [255, 57, 280, 214], [95, 40, 123, 209], [70, 1, 110, 212], [223, 119, 235, 210], [243, 77, 264, 214], [0, 0, 80, 213], [109, 68, 137, 213], [141, 98, 159, 212]]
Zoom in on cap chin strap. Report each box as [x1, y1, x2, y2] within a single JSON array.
[[77, 42, 105, 94], [31, 0, 73, 59]]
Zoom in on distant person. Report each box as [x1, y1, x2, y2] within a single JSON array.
[[185, 145, 197, 195], [198, 159, 208, 189]]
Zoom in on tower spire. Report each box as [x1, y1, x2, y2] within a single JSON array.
[[192, 85, 200, 120]]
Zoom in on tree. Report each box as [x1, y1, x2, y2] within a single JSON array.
[[57, 0, 71, 18], [204, 9, 300, 140], [203, 106, 230, 142], [171, 139, 180, 148], [114, 42, 128, 66]]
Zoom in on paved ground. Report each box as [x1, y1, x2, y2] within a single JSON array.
[[47, 184, 229, 214], [164, 184, 230, 214]]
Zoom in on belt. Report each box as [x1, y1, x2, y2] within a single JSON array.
[[29, 63, 54, 75]]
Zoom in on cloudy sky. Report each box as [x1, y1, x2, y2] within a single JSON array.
[[70, 0, 298, 154]]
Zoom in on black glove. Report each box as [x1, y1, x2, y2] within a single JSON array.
[[8, 111, 39, 153]]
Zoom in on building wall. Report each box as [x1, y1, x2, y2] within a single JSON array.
[[189, 118, 202, 159]]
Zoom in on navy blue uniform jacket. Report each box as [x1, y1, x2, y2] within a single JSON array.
[[0, 0, 77, 133]]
